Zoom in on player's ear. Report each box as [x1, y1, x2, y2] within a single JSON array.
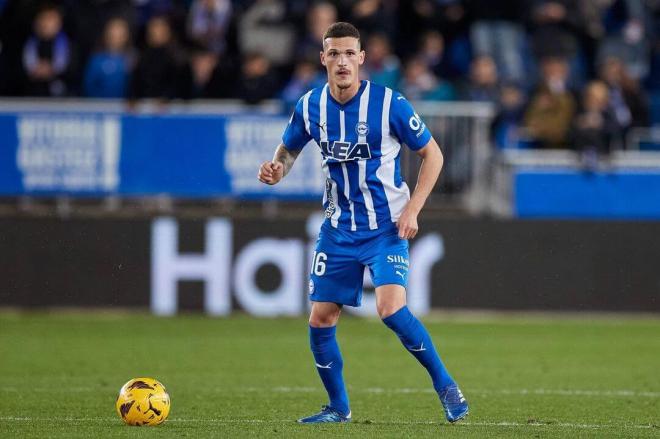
[[320, 50, 326, 67], [358, 50, 365, 65]]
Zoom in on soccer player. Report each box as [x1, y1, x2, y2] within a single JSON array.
[[258, 22, 468, 424]]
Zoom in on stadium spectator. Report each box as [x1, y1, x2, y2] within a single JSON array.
[[492, 82, 527, 149], [0, 11, 5, 93], [522, 56, 577, 149], [399, 56, 455, 101], [180, 45, 236, 99], [416, 30, 453, 80], [461, 55, 500, 104], [404, 1, 471, 77], [83, 18, 135, 98], [237, 0, 295, 67], [186, 0, 232, 55], [0, 0, 656, 134], [529, 0, 583, 60], [235, 52, 280, 104], [529, 0, 587, 88], [132, 0, 178, 26], [648, 6, 660, 94], [341, 0, 398, 38], [280, 57, 325, 110], [569, 80, 620, 163], [1, 1, 62, 94], [129, 15, 181, 101], [596, 0, 650, 80], [297, 1, 338, 63], [22, 4, 73, 97], [63, 0, 136, 73], [598, 55, 649, 134], [405, 0, 468, 41], [361, 33, 400, 89], [467, 0, 527, 83], [461, 55, 526, 149]]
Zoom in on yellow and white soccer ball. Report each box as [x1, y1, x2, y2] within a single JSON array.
[[116, 377, 170, 426]]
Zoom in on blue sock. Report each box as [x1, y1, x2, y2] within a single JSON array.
[[309, 325, 350, 416], [382, 306, 455, 393]]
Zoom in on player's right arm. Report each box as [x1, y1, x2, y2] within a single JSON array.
[[258, 144, 301, 185], [258, 93, 312, 186]]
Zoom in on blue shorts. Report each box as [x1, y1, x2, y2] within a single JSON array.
[[309, 222, 409, 307]]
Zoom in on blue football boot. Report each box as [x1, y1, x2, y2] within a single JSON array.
[[438, 384, 469, 423], [297, 405, 352, 424]]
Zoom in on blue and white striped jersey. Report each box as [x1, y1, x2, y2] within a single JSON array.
[[282, 80, 432, 233]]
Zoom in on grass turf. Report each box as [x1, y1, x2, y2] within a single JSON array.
[[0, 311, 659, 438]]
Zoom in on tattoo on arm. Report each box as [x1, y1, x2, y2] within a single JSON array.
[[273, 144, 301, 177]]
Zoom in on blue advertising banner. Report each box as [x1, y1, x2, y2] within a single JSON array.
[[0, 112, 324, 199], [514, 168, 660, 219]]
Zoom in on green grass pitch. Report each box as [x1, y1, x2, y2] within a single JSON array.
[[0, 311, 659, 438]]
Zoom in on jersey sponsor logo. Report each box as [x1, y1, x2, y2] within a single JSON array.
[[408, 113, 426, 138], [355, 122, 369, 136], [409, 113, 422, 130], [387, 254, 409, 265], [319, 140, 372, 162]]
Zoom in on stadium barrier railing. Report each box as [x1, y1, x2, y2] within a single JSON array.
[[404, 101, 496, 215]]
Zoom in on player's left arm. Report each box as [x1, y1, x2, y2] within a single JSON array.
[[389, 92, 443, 239], [397, 138, 444, 239]]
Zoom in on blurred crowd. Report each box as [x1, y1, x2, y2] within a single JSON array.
[[0, 0, 659, 152]]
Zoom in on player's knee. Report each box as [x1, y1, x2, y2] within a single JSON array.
[[377, 302, 403, 319], [309, 315, 337, 327], [309, 311, 340, 327], [309, 302, 342, 327]]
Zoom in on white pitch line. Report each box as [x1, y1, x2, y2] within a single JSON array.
[[490, 389, 660, 398], [1, 386, 659, 398], [0, 387, 99, 393], [0, 417, 655, 430], [260, 386, 660, 398]]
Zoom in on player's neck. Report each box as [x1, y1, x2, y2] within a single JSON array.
[[328, 80, 361, 105]]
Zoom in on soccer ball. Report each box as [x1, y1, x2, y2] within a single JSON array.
[[115, 377, 170, 426]]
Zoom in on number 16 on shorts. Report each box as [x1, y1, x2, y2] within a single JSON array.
[[311, 251, 327, 276]]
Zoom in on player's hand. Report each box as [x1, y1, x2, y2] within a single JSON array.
[[258, 161, 284, 185], [396, 206, 419, 240]]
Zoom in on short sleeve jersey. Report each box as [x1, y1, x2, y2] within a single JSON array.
[[282, 80, 432, 232]]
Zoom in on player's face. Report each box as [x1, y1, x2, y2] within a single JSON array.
[[321, 37, 365, 90]]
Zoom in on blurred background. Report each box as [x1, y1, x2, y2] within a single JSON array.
[[1, 0, 659, 315]]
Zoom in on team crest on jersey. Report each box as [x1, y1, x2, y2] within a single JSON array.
[[355, 121, 369, 136]]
